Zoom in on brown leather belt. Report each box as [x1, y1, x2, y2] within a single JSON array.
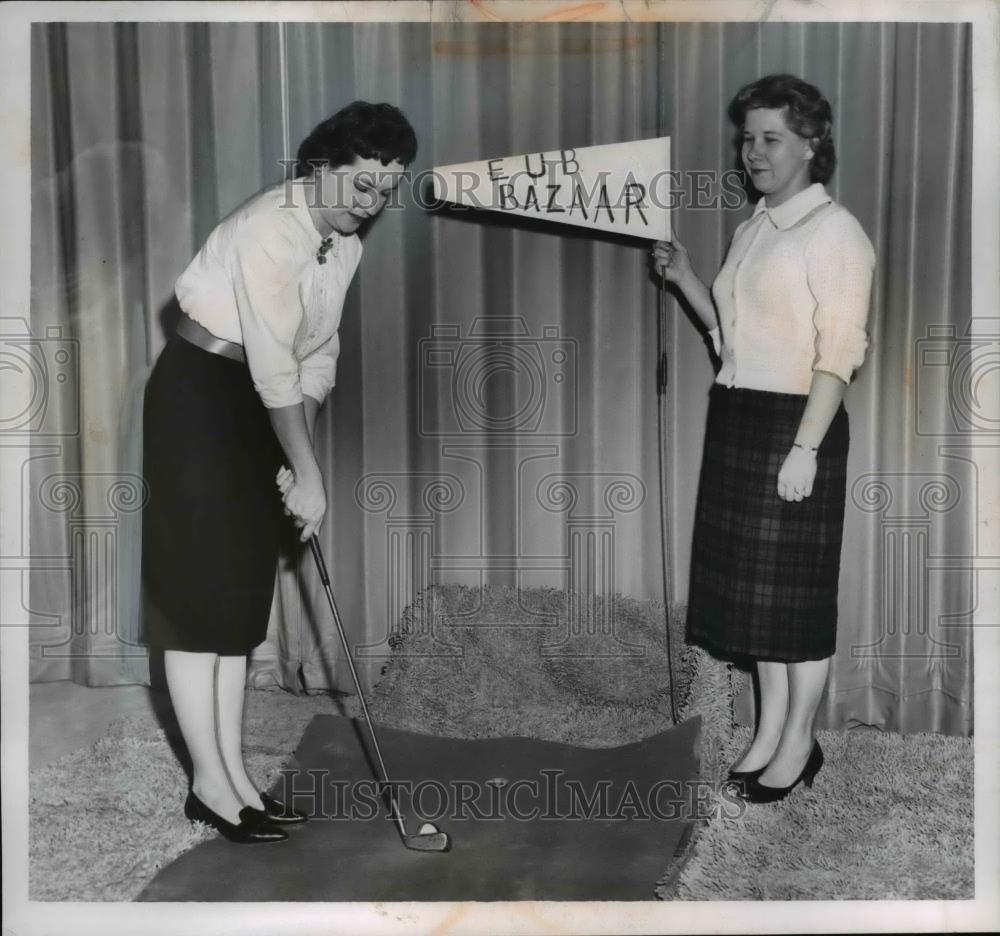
[[176, 314, 246, 363]]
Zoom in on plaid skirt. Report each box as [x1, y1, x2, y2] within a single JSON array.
[[141, 336, 286, 655], [685, 384, 849, 662]]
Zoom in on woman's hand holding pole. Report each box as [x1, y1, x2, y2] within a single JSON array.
[[268, 403, 327, 542], [651, 237, 720, 335], [651, 237, 695, 286]]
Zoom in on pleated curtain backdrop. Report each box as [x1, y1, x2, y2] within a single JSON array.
[[28, 21, 972, 735]]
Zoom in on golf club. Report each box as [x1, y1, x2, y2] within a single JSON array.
[[308, 535, 451, 853]]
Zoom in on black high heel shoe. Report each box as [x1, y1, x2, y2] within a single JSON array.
[[723, 765, 766, 791], [742, 741, 824, 804], [184, 791, 288, 844], [251, 792, 308, 825]]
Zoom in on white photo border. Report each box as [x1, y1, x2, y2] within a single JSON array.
[[2, 2, 997, 934]]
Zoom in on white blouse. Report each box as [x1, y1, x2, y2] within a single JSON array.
[[709, 182, 875, 395], [174, 180, 363, 409]]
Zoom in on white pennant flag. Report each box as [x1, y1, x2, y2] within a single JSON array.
[[433, 137, 671, 241]]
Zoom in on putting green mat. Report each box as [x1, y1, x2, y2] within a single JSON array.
[[138, 714, 701, 902]]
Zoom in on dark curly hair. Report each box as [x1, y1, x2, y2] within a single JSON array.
[[728, 74, 835, 184], [295, 101, 418, 178]]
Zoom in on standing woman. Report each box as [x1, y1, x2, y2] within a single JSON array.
[[142, 102, 417, 841], [652, 75, 875, 802]]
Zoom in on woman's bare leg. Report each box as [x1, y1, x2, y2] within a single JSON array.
[[164, 649, 245, 824], [757, 656, 830, 787], [215, 654, 266, 810], [730, 660, 788, 772]]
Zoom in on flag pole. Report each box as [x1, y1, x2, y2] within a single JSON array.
[[657, 275, 678, 725]]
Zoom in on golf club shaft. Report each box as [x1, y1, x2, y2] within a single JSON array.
[[308, 535, 410, 841]]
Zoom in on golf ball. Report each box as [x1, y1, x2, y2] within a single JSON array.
[[418, 822, 438, 835]]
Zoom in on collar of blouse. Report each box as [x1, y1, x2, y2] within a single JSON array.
[[752, 182, 832, 231]]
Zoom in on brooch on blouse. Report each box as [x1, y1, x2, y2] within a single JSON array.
[[316, 237, 335, 265]]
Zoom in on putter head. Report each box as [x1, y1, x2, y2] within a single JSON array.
[[403, 829, 451, 852]]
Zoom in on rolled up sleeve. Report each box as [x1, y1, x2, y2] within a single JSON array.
[[227, 218, 306, 409], [805, 210, 875, 384], [299, 331, 340, 404]]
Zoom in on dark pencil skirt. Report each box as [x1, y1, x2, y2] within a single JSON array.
[[685, 383, 850, 663], [141, 336, 286, 655]]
